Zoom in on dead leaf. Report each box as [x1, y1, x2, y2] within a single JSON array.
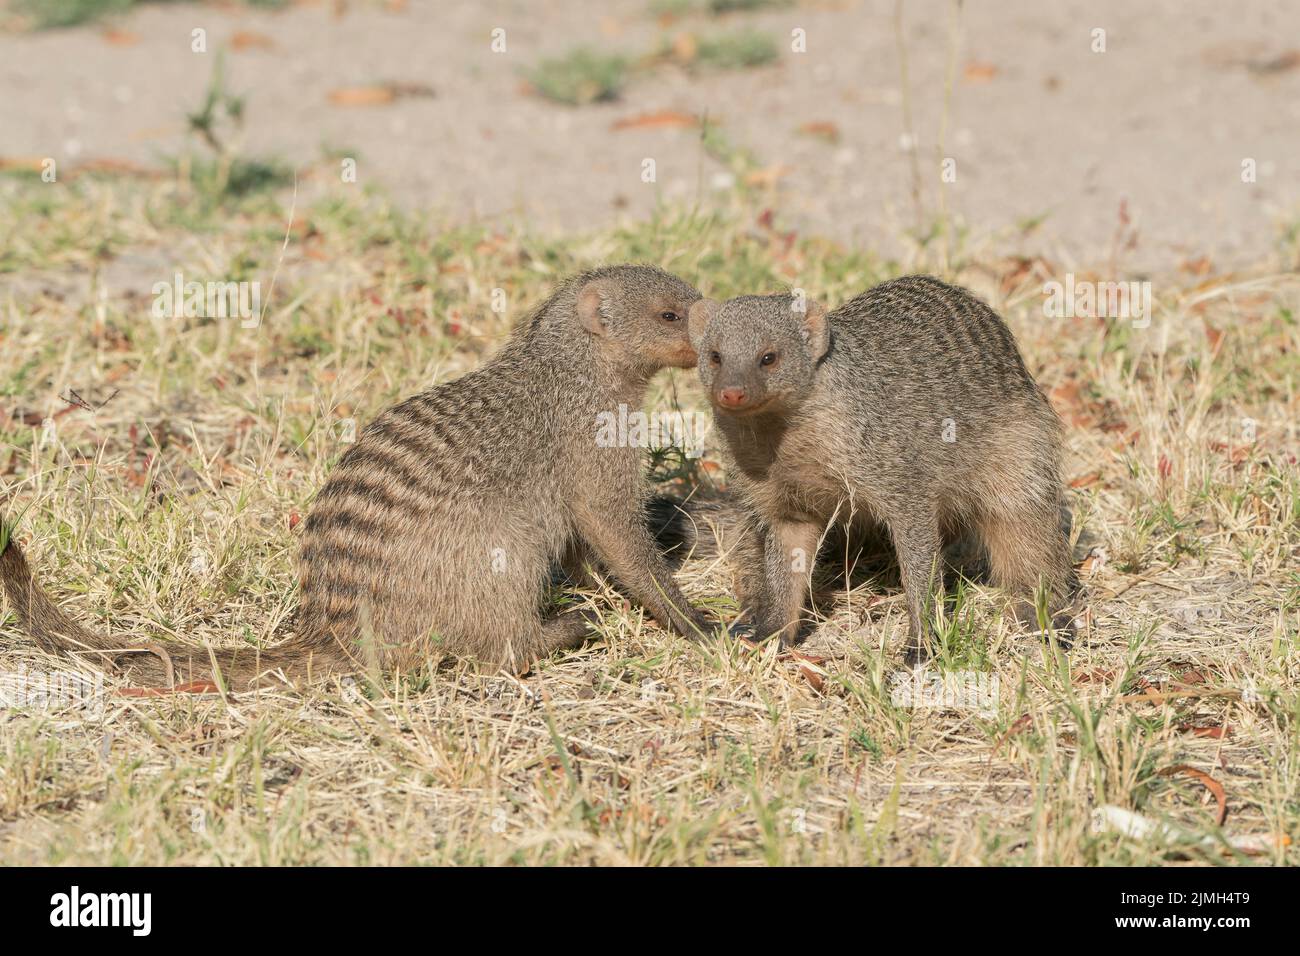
[[992, 713, 1033, 756], [68, 157, 163, 180], [286, 217, 316, 240], [778, 648, 828, 667], [1119, 686, 1241, 705], [1076, 552, 1103, 575], [102, 29, 138, 46], [1072, 667, 1117, 684], [1247, 49, 1300, 74], [386, 82, 436, 99], [327, 82, 434, 107], [103, 363, 133, 385], [1203, 320, 1225, 355], [0, 157, 46, 173], [744, 164, 792, 189], [610, 110, 698, 131], [797, 664, 825, 693], [1069, 471, 1102, 489], [231, 30, 276, 52], [1159, 764, 1227, 826], [328, 86, 395, 107], [1176, 723, 1233, 740], [963, 61, 998, 83], [672, 32, 699, 64], [996, 255, 1055, 295], [797, 120, 841, 143], [1050, 378, 1081, 406]]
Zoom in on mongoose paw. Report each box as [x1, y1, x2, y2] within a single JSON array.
[[726, 620, 759, 643], [1046, 612, 1077, 650], [729, 620, 795, 648], [1014, 603, 1077, 651], [678, 610, 717, 642]]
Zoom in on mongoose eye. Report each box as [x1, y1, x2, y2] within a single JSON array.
[[660, 311, 680, 322], [759, 352, 779, 367], [710, 351, 722, 366]]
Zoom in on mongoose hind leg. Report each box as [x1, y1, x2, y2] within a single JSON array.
[[980, 505, 1077, 647], [535, 607, 602, 658], [490, 608, 602, 676]]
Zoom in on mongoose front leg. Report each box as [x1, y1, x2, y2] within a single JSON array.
[[889, 512, 942, 665], [752, 518, 821, 647], [572, 504, 711, 639]]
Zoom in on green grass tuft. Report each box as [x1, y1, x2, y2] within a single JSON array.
[[526, 49, 629, 105]]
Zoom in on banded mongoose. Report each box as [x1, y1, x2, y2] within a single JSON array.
[[1, 265, 712, 689], [686, 275, 1077, 661]]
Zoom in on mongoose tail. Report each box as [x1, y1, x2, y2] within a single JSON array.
[[0, 518, 342, 691]]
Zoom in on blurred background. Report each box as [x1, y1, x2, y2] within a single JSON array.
[[2, 0, 1296, 274]]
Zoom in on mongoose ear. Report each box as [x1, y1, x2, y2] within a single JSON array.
[[798, 299, 830, 361], [687, 298, 720, 350], [577, 280, 613, 336]]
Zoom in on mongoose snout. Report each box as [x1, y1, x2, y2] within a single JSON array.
[[688, 295, 829, 416], [688, 277, 1077, 662], [717, 387, 748, 409]]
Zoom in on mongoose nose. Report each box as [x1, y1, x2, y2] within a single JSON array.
[[717, 387, 748, 408]]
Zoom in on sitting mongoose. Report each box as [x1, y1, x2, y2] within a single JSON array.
[[686, 275, 1077, 661], [1, 265, 712, 689]]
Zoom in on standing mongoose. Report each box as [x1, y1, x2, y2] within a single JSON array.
[[1, 265, 712, 689], [687, 275, 1076, 661]]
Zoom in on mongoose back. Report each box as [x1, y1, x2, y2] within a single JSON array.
[[687, 275, 1076, 661], [2, 265, 711, 689]]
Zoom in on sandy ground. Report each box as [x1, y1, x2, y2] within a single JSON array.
[[1, 0, 1297, 273]]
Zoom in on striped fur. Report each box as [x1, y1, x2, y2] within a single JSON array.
[[2, 265, 709, 689], [689, 275, 1078, 661]]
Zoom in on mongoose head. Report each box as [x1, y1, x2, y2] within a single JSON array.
[[576, 265, 702, 370], [688, 293, 830, 415]]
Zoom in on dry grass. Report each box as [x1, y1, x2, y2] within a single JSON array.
[[0, 174, 1297, 865]]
